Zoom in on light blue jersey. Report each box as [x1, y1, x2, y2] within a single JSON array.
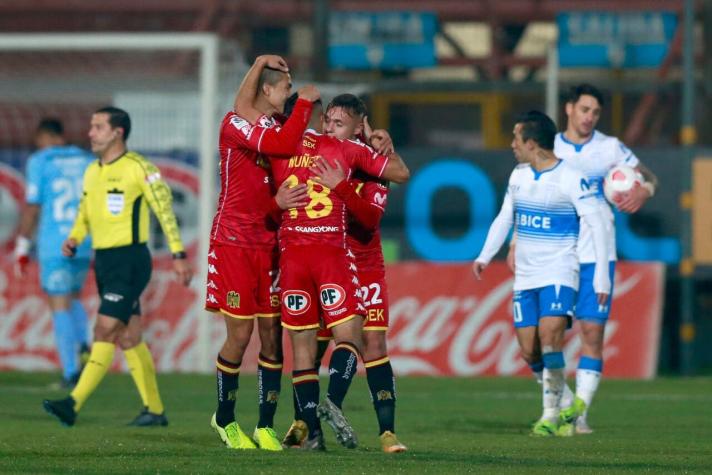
[[25, 145, 95, 261]]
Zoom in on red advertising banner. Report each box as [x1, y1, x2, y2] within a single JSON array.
[[0, 258, 663, 379]]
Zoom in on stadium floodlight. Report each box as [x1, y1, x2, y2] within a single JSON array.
[[0, 33, 219, 373]]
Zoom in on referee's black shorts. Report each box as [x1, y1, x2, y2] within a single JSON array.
[[94, 243, 152, 323]]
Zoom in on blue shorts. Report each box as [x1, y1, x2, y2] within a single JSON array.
[[575, 261, 616, 324], [512, 285, 576, 328], [39, 257, 91, 296]]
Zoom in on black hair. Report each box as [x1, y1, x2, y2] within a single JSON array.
[[515, 110, 557, 150], [283, 92, 322, 118], [326, 93, 367, 118], [95, 106, 131, 141], [566, 83, 604, 107], [257, 66, 288, 92], [36, 118, 64, 136]]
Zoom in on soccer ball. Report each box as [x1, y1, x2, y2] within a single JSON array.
[[603, 165, 643, 205]]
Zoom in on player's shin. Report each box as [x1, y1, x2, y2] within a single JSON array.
[[576, 355, 603, 411], [257, 354, 282, 428], [326, 341, 359, 408], [53, 309, 79, 380], [292, 369, 322, 438], [215, 355, 240, 427], [70, 299, 90, 348], [365, 356, 396, 434], [541, 351, 566, 423], [70, 341, 115, 411]]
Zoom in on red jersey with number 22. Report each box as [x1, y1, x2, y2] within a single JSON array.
[[270, 130, 389, 249]]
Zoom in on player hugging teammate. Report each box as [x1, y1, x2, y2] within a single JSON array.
[[207, 54, 410, 452]]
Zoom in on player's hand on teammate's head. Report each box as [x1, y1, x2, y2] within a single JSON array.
[[616, 184, 648, 214], [257, 54, 289, 72], [472, 260, 486, 280], [61, 238, 78, 258], [310, 157, 345, 189], [172, 258, 193, 287], [297, 85, 320, 103], [363, 116, 394, 155], [276, 179, 308, 210]]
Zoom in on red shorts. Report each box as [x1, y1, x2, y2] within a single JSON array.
[[204, 244, 280, 319], [317, 268, 389, 339], [280, 244, 364, 331]]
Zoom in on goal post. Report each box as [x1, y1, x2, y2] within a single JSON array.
[[0, 33, 219, 373]]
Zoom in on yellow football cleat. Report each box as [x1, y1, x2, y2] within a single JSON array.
[[380, 431, 407, 453], [281, 420, 308, 448], [253, 427, 283, 451], [530, 419, 557, 437], [210, 414, 257, 449]]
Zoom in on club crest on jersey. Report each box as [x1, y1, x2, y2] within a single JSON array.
[[226, 291, 240, 309], [106, 188, 124, 215], [320, 284, 346, 310], [283, 290, 311, 315]]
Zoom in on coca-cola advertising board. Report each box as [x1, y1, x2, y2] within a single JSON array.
[[1, 255, 663, 379]]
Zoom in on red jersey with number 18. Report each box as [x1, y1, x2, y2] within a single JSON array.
[[270, 129, 389, 249]]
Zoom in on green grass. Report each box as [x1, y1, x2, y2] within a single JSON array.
[[1, 372, 711, 474]]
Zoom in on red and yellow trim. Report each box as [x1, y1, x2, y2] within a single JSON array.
[[216, 360, 241, 374], [325, 313, 358, 329], [281, 321, 321, 331], [255, 312, 280, 318], [364, 356, 390, 369], [258, 357, 284, 370], [292, 372, 319, 385], [220, 308, 255, 320]]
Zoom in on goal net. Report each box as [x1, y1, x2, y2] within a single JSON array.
[[0, 33, 222, 373]]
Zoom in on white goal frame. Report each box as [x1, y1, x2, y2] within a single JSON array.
[[0, 33, 218, 372]]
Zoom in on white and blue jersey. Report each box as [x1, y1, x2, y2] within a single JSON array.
[[25, 145, 94, 294], [478, 160, 600, 291], [554, 130, 639, 264]]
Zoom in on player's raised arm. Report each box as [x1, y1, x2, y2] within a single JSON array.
[[255, 87, 319, 157], [234, 55, 289, 124], [473, 188, 515, 279]]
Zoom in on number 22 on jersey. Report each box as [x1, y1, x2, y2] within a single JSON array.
[[285, 174, 333, 219]]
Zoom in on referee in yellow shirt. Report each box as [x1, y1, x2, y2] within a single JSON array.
[[43, 106, 192, 427]]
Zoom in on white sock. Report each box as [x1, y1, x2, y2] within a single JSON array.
[[560, 380, 575, 408], [542, 367, 564, 422], [533, 370, 543, 385], [576, 368, 601, 407]]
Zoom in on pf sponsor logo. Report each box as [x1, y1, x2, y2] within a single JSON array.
[[283, 290, 311, 315], [320, 284, 346, 310]]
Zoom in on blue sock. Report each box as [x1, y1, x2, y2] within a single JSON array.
[[70, 299, 90, 348], [53, 310, 78, 379]]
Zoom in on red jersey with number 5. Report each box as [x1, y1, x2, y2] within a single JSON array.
[[270, 129, 389, 249]]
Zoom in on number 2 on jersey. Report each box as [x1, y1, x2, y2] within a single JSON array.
[[285, 174, 333, 219]]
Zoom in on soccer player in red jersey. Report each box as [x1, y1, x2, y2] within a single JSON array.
[[313, 94, 407, 453], [206, 55, 318, 451], [263, 94, 409, 450]]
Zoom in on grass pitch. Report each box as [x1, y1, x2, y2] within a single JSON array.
[[1, 372, 711, 474]]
